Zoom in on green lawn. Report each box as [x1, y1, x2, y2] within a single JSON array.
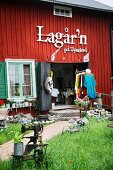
[[1, 118, 113, 170], [47, 118, 113, 170]]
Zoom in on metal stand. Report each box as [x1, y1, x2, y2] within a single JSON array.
[[12, 122, 48, 170]]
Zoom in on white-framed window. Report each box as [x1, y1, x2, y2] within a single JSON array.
[[53, 5, 72, 18], [6, 59, 36, 100]]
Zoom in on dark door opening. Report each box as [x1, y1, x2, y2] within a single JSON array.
[[51, 62, 89, 105]]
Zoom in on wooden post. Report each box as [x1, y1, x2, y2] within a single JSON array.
[[111, 91, 113, 116], [95, 93, 102, 109], [80, 108, 82, 118]]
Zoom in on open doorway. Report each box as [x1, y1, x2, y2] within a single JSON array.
[[51, 62, 89, 105]]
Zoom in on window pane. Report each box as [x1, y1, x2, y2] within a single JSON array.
[[54, 5, 72, 18], [10, 84, 20, 96], [10, 76, 20, 85], [23, 86, 31, 96], [23, 64, 30, 74], [61, 9, 64, 15], [55, 8, 59, 14], [8, 62, 33, 98], [23, 75, 31, 85], [65, 10, 69, 16], [9, 64, 21, 96], [23, 64, 32, 96], [9, 64, 20, 76], [10, 86, 15, 96]]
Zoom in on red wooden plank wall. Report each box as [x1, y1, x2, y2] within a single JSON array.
[[0, 1, 113, 105]]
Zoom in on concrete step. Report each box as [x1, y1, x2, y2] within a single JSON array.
[[58, 116, 79, 121], [49, 105, 82, 121], [51, 105, 76, 111], [49, 109, 80, 117]]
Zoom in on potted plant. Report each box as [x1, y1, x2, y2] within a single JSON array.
[[14, 131, 24, 156], [24, 99, 29, 107], [11, 101, 16, 108]]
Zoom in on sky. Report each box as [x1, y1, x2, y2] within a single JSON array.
[[95, 0, 113, 7]]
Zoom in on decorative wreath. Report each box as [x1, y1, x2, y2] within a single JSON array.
[[44, 77, 53, 93]]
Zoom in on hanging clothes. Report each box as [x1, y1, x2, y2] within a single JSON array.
[[75, 72, 86, 99], [77, 86, 87, 98], [75, 74, 80, 90], [75, 70, 96, 100], [84, 74, 96, 99]]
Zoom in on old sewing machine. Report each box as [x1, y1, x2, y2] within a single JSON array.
[[12, 122, 48, 169]]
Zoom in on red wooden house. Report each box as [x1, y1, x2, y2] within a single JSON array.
[[0, 0, 113, 114]]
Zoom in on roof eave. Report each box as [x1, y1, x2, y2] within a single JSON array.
[[40, 0, 113, 13]]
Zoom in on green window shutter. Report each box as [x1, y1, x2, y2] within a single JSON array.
[[0, 62, 8, 99]]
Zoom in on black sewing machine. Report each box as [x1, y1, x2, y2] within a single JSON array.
[[12, 122, 48, 170], [21, 122, 43, 144], [21, 122, 46, 154]]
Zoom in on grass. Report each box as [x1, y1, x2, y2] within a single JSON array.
[[1, 118, 113, 170], [46, 118, 113, 170], [0, 123, 22, 144]]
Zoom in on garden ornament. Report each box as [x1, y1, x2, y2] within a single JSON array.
[[67, 119, 80, 133]]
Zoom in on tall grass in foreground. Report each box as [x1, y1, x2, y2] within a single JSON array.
[[1, 118, 113, 170]]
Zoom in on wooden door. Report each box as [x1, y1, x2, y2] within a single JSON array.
[[38, 62, 52, 111]]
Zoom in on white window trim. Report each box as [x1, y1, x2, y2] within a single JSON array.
[[53, 5, 72, 18], [5, 59, 36, 101]]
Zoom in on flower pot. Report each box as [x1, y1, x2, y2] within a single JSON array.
[[14, 142, 24, 156], [12, 103, 16, 108], [24, 102, 29, 107]]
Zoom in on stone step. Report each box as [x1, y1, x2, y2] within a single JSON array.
[[51, 105, 76, 111], [58, 116, 79, 121], [49, 109, 80, 117], [49, 105, 111, 121]]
